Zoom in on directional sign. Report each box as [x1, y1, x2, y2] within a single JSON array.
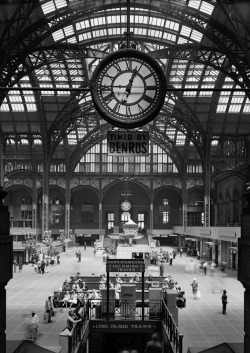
[[90, 320, 161, 332], [106, 259, 145, 272]]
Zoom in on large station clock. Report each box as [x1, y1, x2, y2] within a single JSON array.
[[90, 49, 167, 129]]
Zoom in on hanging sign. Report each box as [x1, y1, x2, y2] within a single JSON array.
[[106, 259, 145, 272], [107, 131, 149, 156]]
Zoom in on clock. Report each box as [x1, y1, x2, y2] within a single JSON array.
[[90, 49, 167, 128], [121, 200, 132, 212]]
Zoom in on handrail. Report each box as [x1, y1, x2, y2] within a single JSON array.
[[59, 315, 89, 353], [161, 301, 183, 353]]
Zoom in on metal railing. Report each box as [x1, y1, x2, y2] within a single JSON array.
[[60, 315, 89, 353], [86, 299, 162, 320], [161, 301, 183, 353]]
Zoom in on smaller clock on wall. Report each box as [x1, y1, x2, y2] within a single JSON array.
[[121, 200, 132, 212]]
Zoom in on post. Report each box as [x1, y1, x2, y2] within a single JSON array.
[[107, 271, 109, 322], [142, 271, 144, 320], [0, 187, 12, 353]]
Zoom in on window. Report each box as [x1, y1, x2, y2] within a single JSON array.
[[138, 213, 145, 229], [108, 213, 114, 229], [21, 210, 32, 219], [82, 211, 93, 223], [160, 211, 169, 224], [121, 212, 130, 223]]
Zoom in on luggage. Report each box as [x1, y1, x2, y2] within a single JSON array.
[[43, 312, 49, 322], [52, 309, 57, 317]]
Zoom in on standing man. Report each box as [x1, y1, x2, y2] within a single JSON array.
[[145, 333, 162, 353], [222, 290, 228, 315], [159, 262, 164, 277], [13, 260, 17, 273], [203, 261, 208, 275], [45, 296, 54, 323], [78, 250, 81, 262], [84, 242, 87, 250]]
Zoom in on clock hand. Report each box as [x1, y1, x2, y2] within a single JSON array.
[[121, 68, 137, 104]]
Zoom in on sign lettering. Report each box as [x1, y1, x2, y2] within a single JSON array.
[[107, 131, 149, 156]]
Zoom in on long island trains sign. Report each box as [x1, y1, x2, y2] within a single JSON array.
[[107, 131, 149, 156]]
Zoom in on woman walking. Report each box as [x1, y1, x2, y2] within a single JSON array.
[[190, 278, 199, 299]]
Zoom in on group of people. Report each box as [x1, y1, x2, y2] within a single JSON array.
[[13, 260, 23, 272]]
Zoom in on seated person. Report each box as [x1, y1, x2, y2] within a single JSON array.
[[78, 279, 88, 291], [89, 289, 100, 307], [67, 310, 81, 331], [71, 281, 79, 292], [134, 273, 140, 282], [62, 280, 71, 291], [115, 282, 121, 292], [162, 279, 169, 291], [62, 291, 71, 308], [69, 290, 78, 308], [145, 275, 153, 287], [115, 274, 123, 283], [99, 282, 106, 290], [100, 274, 107, 283], [77, 291, 86, 306], [73, 304, 84, 320], [176, 290, 186, 309]]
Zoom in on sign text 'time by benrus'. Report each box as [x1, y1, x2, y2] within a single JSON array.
[[107, 131, 149, 156]]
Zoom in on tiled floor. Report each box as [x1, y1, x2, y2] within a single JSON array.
[[6, 246, 244, 353]]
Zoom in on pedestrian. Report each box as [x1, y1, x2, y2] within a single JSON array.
[[190, 277, 199, 299], [222, 289, 228, 314], [84, 242, 87, 250], [159, 262, 164, 277], [144, 333, 162, 353], [210, 260, 215, 276], [180, 248, 183, 257], [40, 260, 45, 274], [169, 254, 173, 266], [13, 260, 17, 273], [24, 310, 39, 342], [45, 296, 54, 323], [18, 262, 23, 272], [203, 261, 208, 275], [78, 250, 81, 262]]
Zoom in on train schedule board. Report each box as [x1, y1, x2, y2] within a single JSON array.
[[106, 259, 145, 273], [107, 131, 149, 156]]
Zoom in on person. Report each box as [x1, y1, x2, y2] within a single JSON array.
[[40, 260, 45, 274], [67, 310, 82, 332], [69, 290, 78, 308], [190, 278, 198, 299], [78, 250, 81, 262], [18, 262, 23, 272], [210, 260, 216, 276], [62, 291, 71, 308], [145, 333, 162, 353], [24, 310, 39, 342], [13, 260, 17, 273], [62, 280, 71, 291], [222, 289, 228, 314], [84, 242, 87, 250], [159, 262, 164, 277], [45, 296, 54, 323], [169, 254, 173, 266], [176, 290, 186, 309], [203, 261, 208, 275], [180, 248, 183, 257]]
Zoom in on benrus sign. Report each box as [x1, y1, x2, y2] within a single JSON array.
[[106, 259, 145, 272], [107, 131, 149, 156]]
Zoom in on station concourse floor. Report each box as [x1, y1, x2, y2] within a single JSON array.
[[6, 246, 244, 353]]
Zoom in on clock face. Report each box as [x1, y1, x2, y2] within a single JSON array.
[[121, 200, 132, 212], [91, 49, 167, 128]]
